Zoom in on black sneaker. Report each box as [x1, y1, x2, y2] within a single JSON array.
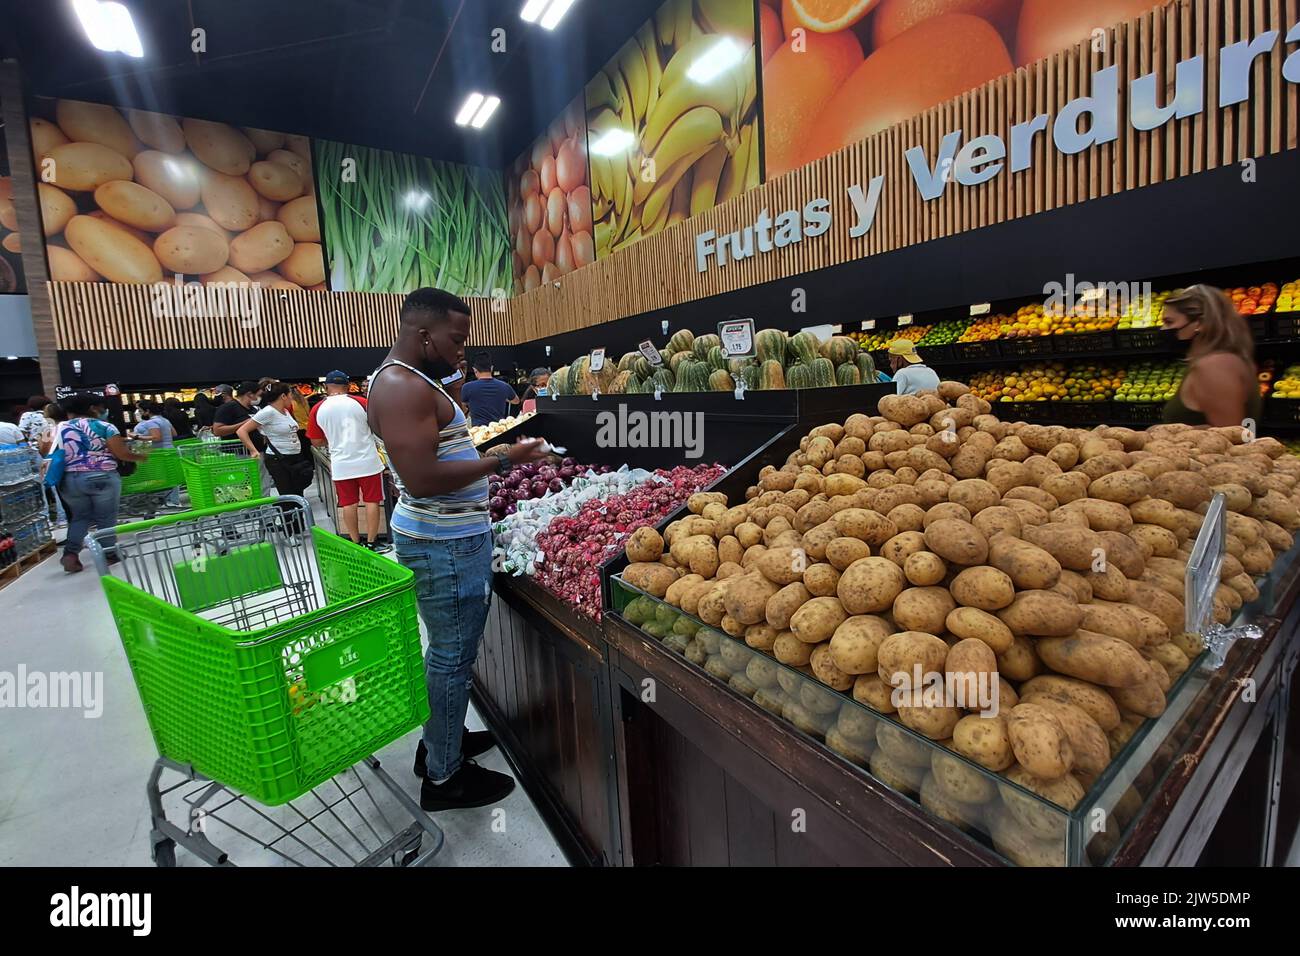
[[420, 760, 515, 811], [413, 730, 497, 778], [365, 539, 393, 554]]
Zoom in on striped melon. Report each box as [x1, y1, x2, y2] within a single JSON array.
[[836, 362, 862, 386], [651, 368, 675, 392], [667, 329, 695, 354], [550, 366, 570, 395], [707, 346, 728, 371], [675, 360, 711, 392], [758, 360, 786, 390], [789, 331, 822, 366], [856, 352, 877, 382], [810, 357, 835, 387], [740, 364, 762, 390], [708, 369, 735, 391], [617, 352, 640, 373], [693, 334, 721, 361], [786, 362, 813, 389], [669, 350, 693, 375], [755, 329, 787, 366], [633, 356, 652, 379], [822, 336, 859, 366], [607, 370, 632, 394]]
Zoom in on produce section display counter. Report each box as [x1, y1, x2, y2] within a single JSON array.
[[310, 445, 391, 540]]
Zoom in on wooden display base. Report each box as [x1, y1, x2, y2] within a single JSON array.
[[0, 540, 56, 591]]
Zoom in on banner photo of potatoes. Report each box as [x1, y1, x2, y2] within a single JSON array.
[[586, 0, 760, 260], [0, 102, 27, 294], [762, 0, 1168, 179], [29, 97, 324, 289], [505, 96, 593, 294], [315, 140, 511, 296]]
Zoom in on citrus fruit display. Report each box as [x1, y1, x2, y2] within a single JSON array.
[[1224, 284, 1278, 316], [1270, 365, 1300, 400], [969, 362, 1125, 403], [1277, 281, 1299, 313]]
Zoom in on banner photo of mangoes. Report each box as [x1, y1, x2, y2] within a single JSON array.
[[505, 96, 593, 294], [586, 0, 760, 260], [0, 97, 27, 295], [762, 0, 1168, 179], [29, 97, 324, 289]]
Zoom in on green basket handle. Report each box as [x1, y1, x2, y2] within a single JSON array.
[[111, 495, 310, 535]]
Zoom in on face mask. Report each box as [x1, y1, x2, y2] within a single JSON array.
[[1163, 325, 1194, 356], [421, 336, 455, 379]]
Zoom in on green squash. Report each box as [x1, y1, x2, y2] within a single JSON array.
[[759, 359, 787, 389], [708, 369, 735, 391], [667, 329, 695, 354], [755, 328, 788, 366], [837, 362, 862, 386], [692, 334, 721, 361], [821, 336, 859, 366], [789, 330, 822, 366]]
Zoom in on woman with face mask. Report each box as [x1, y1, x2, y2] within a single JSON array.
[[1160, 285, 1262, 429]]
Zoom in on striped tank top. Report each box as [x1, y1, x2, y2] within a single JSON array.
[[371, 359, 490, 541]]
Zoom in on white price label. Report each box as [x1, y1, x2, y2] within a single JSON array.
[[589, 347, 606, 372], [862, 319, 876, 331], [638, 340, 663, 366], [734, 380, 746, 400], [970, 302, 992, 316], [718, 317, 756, 358], [653, 384, 663, 400], [897, 314, 914, 326]]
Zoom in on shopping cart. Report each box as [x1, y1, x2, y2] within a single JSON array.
[[87, 496, 442, 867], [120, 441, 184, 519], [178, 439, 262, 509]]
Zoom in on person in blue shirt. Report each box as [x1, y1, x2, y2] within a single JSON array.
[[459, 353, 520, 426]]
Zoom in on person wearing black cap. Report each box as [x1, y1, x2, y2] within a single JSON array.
[[212, 381, 263, 447], [307, 370, 390, 552], [460, 353, 519, 426]]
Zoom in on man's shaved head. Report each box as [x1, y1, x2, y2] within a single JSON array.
[[400, 287, 471, 332]]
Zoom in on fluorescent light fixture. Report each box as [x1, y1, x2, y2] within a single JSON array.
[[5, 356, 17, 361], [519, 0, 549, 22], [454, 92, 485, 126], [539, 0, 577, 29], [589, 128, 633, 156], [686, 36, 742, 84], [470, 95, 500, 128], [72, 0, 144, 57]]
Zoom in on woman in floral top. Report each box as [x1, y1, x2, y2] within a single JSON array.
[[58, 392, 146, 574]]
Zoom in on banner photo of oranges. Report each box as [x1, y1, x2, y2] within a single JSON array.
[[505, 96, 593, 294], [28, 97, 325, 290], [586, 0, 760, 260], [762, 0, 1167, 180]]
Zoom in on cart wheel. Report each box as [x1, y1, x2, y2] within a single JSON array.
[[395, 836, 422, 867], [152, 839, 177, 868]]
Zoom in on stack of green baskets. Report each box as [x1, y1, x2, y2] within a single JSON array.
[[178, 439, 262, 508], [99, 501, 429, 805]]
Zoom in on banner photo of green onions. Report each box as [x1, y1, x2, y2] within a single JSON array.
[[315, 140, 511, 296]]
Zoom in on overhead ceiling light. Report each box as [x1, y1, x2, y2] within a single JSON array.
[[454, 93, 500, 129], [686, 36, 743, 84], [589, 128, 634, 157], [454, 93, 485, 126], [71, 0, 144, 57], [470, 95, 501, 129], [521, 0, 577, 30]]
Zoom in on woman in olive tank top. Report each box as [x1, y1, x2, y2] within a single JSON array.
[[1161, 285, 1262, 428]]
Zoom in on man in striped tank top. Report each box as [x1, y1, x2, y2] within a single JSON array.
[[369, 288, 547, 812]]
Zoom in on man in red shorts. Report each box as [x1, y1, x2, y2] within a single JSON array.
[[307, 370, 390, 552]]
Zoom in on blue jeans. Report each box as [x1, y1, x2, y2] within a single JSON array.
[[393, 530, 494, 782], [61, 470, 122, 556]]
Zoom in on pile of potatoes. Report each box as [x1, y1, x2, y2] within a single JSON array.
[[618, 383, 1300, 865], [31, 99, 323, 289]]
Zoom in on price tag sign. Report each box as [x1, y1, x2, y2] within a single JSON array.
[[718, 317, 756, 358], [897, 314, 914, 326], [589, 347, 606, 372], [970, 302, 992, 317], [861, 320, 876, 331], [638, 340, 663, 366]]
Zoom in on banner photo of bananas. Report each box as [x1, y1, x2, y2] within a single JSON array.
[[761, 0, 1166, 179], [505, 96, 593, 294], [586, 0, 760, 260]]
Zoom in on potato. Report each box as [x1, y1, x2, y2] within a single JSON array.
[[940, 606, 1009, 654], [1041, 472, 1090, 504], [870, 748, 926, 793], [903, 550, 947, 586], [741, 544, 768, 568], [924, 519, 989, 566], [996, 591, 1083, 638], [1021, 697, 1108, 775], [200, 171, 260, 231], [665, 573, 705, 609], [924, 502, 972, 527], [799, 524, 838, 562], [1020, 675, 1121, 731], [948, 716, 1014, 775], [46, 245, 100, 281], [879, 531, 928, 567], [1000, 765, 1085, 830], [948, 566, 1014, 612], [920, 773, 985, 831], [837, 557, 906, 614], [810, 643, 854, 691], [625, 527, 664, 563], [1127, 580, 1184, 633], [725, 573, 782, 626], [35, 182, 75, 238], [972, 506, 1022, 541], [1109, 677, 1167, 719], [1085, 563, 1132, 603], [1002, 485, 1060, 512], [1148, 642, 1190, 682], [1088, 470, 1153, 505], [825, 536, 873, 572], [888, 503, 926, 534], [988, 804, 1068, 867], [930, 747, 997, 804], [183, 118, 255, 175], [64, 215, 162, 283], [852, 673, 897, 712], [152, 224, 229, 274], [744, 655, 782, 689], [30, 116, 69, 158], [947, 478, 1001, 516], [1036, 632, 1150, 688], [247, 159, 303, 202], [877, 631, 949, 687], [825, 725, 873, 765], [276, 242, 325, 287], [764, 581, 811, 630], [790, 597, 848, 645], [986, 534, 1061, 590], [833, 508, 898, 547], [879, 393, 931, 427], [1006, 703, 1074, 779], [773, 631, 815, 666], [623, 562, 677, 597], [54, 99, 140, 158], [897, 703, 962, 740], [944, 638, 999, 707], [995, 634, 1041, 682], [1022, 523, 1102, 571], [754, 545, 806, 586], [828, 615, 893, 675], [1152, 470, 1213, 510], [131, 149, 202, 211], [891, 586, 956, 635], [1001, 497, 1050, 528], [43, 141, 132, 193]]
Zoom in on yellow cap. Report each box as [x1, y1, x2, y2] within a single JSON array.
[[888, 339, 922, 363]]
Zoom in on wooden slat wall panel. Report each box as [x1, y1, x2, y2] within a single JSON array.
[[47, 0, 1298, 354]]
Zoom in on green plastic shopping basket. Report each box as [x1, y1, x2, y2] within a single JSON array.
[[87, 496, 429, 806], [120, 444, 183, 496], [179, 439, 262, 509]]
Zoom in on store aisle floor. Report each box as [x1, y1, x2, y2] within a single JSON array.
[[0, 499, 565, 868]]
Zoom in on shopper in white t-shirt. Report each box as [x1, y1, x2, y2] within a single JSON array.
[[887, 339, 942, 396], [236, 382, 313, 499], [307, 370, 389, 552]]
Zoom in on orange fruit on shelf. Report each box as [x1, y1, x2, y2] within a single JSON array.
[[783, 0, 881, 33], [763, 27, 864, 178], [798, 14, 1012, 163]]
